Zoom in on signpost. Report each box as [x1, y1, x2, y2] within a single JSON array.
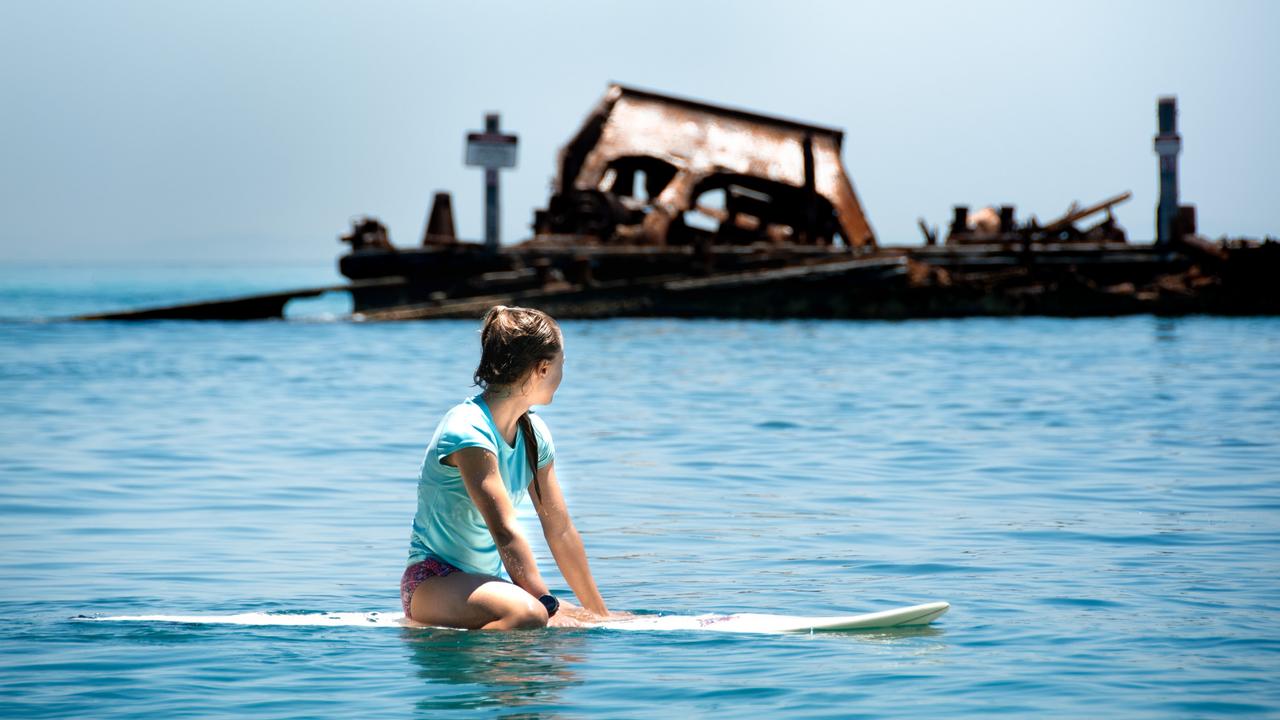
[[1153, 97, 1181, 247], [466, 113, 518, 251]]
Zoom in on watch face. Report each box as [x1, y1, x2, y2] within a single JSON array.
[[540, 594, 559, 617]]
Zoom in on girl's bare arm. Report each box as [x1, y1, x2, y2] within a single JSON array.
[[453, 447, 550, 599], [529, 461, 610, 616]]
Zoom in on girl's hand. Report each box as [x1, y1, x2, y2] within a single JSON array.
[[550, 599, 632, 625], [544, 602, 596, 628]]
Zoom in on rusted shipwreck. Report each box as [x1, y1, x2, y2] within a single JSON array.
[[334, 86, 1274, 320], [82, 86, 1277, 320]]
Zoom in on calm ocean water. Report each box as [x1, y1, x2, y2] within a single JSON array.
[[1, 266, 1278, 718]]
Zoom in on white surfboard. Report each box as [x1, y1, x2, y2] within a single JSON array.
[[80, 601, 948, 634], [595, 601, 950, 633]]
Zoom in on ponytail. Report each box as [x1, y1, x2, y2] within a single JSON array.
[[518, 413, 542, 502]]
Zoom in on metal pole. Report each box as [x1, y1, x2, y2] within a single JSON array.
[[1154, 97, 1181, 247], [484, 113, 500, 251]]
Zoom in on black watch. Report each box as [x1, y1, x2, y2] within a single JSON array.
[[537, 594, 559, 618]]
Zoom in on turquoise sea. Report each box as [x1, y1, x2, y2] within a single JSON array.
[[1, 265, 1278, 718]]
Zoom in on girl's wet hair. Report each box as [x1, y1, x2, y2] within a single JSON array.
[[473, 305, 562, 389], [473, 305, 562, 501]]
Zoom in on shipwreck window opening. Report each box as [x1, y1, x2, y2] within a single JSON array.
[[633, 170, 651, 202], [685, 188, 725, 233], [600, 156, 677, 205]]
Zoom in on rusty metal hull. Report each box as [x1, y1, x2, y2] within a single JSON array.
[[340, 239, 865, 313], [75, 279, 404, 321], [341, 238, 1280, 321]]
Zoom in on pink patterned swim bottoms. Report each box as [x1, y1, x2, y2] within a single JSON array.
[[400, 557, 460, 616]]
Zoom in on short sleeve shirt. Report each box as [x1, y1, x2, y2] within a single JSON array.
[[408, 394, 555, 576]]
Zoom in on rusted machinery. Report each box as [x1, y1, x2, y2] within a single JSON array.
[[341, 217, 395, 252], [533, 85, 875, 250], [936, 191, 1132, 246]]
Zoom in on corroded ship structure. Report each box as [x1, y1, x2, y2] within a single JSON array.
[[81, 89, 1276, 320], [332, 87, 1273, 319]]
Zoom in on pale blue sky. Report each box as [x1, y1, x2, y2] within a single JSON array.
[[1, 0, 1275, 266]]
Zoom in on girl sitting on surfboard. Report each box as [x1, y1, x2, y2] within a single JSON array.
[[401, 305, 621, 629]]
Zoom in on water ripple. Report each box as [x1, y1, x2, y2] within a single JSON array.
[[1, 313, 1279, 717]]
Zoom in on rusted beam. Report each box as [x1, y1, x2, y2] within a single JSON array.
[[1041, 191, 1132, 233], [662, 257, 907, 292]]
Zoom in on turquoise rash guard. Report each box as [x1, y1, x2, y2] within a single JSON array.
[[407, 394, 555, 577]]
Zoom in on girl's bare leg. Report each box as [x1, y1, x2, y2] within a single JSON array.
[[409, 571, 548, 630]]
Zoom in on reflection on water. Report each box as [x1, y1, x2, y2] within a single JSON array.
[[829, 625, 948, 646], [402, 628, 585, 716], [1153, 316, 1179, 343]]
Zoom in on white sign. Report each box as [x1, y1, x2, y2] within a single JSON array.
[[466, 133, 518, 169]]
